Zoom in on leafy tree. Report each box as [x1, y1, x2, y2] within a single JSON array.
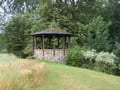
[[109, 1, 120, 42], [0, 0, 42, 14], [83, 16, 111, 52], [4, 14, 36, 57], [36, 0, 87, 46]]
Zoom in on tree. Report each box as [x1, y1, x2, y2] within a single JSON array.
[[4, 14, 36, 57], [83, 16, 111, 52], [109, 1, 120, 42], [101, 0, 120, 52], [0, 0, 42, 14]]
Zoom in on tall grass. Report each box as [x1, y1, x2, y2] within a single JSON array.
[[0, 54, 18, 64], [0, 60, 46, 90]]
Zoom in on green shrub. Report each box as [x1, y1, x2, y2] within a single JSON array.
[[67, 46, 84, 67], [113, 57, 120, 75], [67, 47, 95, 69]]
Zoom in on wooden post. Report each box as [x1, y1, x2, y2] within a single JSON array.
[[36, 36, 37, 49], [53, 35, 55, 56], [65, 36, 67, 49], [58, 36, 60, 49], [63, 36, 65, 56], [40, 36, 42, 49], [68, 36, 71, 49], [66, 36, 68, 48], [35, 36, 37, 49], [42, 35, 45, 56], [32, 36, 34, 55]]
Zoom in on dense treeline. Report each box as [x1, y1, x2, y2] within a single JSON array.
[[0, 0, 120, 74]]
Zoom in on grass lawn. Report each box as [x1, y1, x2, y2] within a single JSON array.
[[0, 54, 120, 90], [35, 61, 120, 90]]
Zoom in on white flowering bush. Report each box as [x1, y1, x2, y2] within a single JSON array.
[[82, 50, 117, 65], [95, 52, 117, 65], [82, 49, 97, 61]]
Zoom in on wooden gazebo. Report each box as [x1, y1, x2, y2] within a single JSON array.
[[31, 28, 72, 63]]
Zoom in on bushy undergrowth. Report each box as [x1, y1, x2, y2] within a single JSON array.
[[67, 47, 120, 75], [0, 60, 46, 90]]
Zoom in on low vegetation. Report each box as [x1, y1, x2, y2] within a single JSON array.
[[0, 54, 120, 90], [0, 55, 46, 90]]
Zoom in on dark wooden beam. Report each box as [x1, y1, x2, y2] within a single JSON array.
[[35, 36, 37, 49], [42, 35, 45, 56], [58, 36, 60, 49], [35, 36, 38, 48], [63, 36, 65, 56], [65, 36, 67, 49], [40, 36, 42, 49], [53, 35, 55, 56], [32, 36, 34, 55], [68, 36, 71, 49]]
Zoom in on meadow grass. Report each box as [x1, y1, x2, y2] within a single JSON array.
[[0, 53, 18, 63], [0, 54, 46, 90]]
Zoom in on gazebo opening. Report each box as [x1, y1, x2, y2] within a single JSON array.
[[31, 28, 72, 63]]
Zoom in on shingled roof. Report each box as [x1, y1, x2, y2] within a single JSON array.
[[31, 28, 72, 36]]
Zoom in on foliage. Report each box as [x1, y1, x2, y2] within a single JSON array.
[[67, 46, 85, 67], [0, 34, 6, 53], [67, 47, 95, 69], [101, 0, 120, 52], [0, 0, 42, 14], [4, 14, 36, 57], [83, 16, 111, 52]]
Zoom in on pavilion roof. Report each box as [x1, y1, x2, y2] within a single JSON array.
[[31, 28, 73, 36]]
